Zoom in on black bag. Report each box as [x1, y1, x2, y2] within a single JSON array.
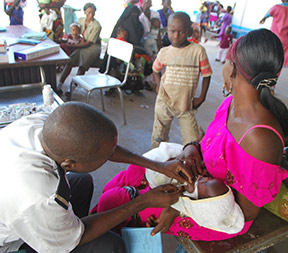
[[121, 74, 144, 95]]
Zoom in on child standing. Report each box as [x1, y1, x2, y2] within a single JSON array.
[[212, 25, 233, 64], [60, 23, 85, 56], [151, 12, 212, 148], [40, 7, 57, 40]]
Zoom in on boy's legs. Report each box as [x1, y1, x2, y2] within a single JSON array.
[[151, 99, 174, 148], [220, 48, 229, 63], [216, 47, 223, 61], [177, 110, 199, 145]]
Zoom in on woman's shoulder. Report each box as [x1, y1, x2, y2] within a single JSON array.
[[237, 120, 284, 165]]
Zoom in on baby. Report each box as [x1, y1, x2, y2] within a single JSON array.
[[116, 26, 128, 42], [144, 142, 245, 234], [144, 17, 161, 57], [60, 23, 84, 56]]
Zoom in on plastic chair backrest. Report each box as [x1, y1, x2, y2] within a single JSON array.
[[107, 38, 133, 63]]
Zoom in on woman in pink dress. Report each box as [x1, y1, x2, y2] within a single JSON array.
[[92, 29, 288, 241], [260, 0, 288, 67]]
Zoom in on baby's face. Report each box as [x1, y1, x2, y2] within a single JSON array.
[[152, 19, 161, 29], [70, 26, 80, 38], [118, 30, 128, 40]]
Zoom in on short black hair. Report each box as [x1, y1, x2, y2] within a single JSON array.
[[83, 2, 97, 11], [43, 102, 117, 162], [168, 11, 192, 30]]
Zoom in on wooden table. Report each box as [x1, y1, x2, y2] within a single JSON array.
[[0, 25, 70, 90]]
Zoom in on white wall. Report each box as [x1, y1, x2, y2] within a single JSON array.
[[232, 0, 278, 31]]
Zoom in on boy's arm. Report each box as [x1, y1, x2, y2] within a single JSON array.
[[154, 71, 161, 93], [5, 0, 20, 16], [79, 184, 182, 245], [193, 76, 211, 109]]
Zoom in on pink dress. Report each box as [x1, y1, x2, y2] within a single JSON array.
[[92, 96, 288, 241], [268, 4, 288, 66]]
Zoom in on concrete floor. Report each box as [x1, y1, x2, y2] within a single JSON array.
[[57, 38, 288, 253]]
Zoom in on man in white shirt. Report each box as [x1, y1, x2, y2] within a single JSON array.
[[0, 102, 190, 253]]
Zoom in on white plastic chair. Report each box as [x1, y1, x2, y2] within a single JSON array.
[[70, 38, 134, 125]]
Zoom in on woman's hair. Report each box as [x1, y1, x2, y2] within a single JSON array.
[[83, 2, 97, 12], [228, 29, 288, 136]]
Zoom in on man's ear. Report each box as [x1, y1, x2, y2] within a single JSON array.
[[60, 159, 76, 171]]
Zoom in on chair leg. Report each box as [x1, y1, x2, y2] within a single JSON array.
[[87, 91, 92, 104], [117, 87, 127, 125], [70, 81, 74, 100], [100, 89, 105, 111]]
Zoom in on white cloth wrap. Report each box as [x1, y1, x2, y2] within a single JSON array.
[[143, 142, 245, 234]]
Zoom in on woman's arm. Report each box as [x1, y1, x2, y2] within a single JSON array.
[[5, 0, 20, 16], [235, 191, 260, 221], [38, 0, 66, 9], [66, 40, 92, 49]]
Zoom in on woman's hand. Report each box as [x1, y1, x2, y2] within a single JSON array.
[[146, 207, 180, 236], [176, 144, 203, 178]]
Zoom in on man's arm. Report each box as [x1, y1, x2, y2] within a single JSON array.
[[79, 184, 182, 245], [193, 76, 211, 109], [109, 145, 193, 183]]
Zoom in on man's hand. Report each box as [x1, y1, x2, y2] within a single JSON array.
[[146, 207, 180, 236], [156, 159, 194, 183], [176, 144, 203, 178], [140, 184, 183, 208]]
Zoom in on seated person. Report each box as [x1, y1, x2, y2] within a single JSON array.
[[60, 23, 85, 56], [92, 142, 245, 236], [57, 3, 102, 95]]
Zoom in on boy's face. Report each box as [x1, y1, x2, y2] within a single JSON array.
[[168, 17, 189, 47], [44, 8, 50, 14], [152, 19, 160, 29], [163, 0, 171, 9], [70, 25, 80, 37], [226, 27, 232, 34]]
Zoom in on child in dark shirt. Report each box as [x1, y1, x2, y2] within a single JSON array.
[[212, 25, 233, 63]]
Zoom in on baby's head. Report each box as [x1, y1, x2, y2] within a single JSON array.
[[184, 176, 228, 199], [70, 23, 81, 38], [151, 18, 161, 29], [117, 26, 129, 41], [225, 25, 232, 35]]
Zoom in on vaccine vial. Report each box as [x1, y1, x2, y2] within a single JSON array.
[[42, 84, 54, 106]]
